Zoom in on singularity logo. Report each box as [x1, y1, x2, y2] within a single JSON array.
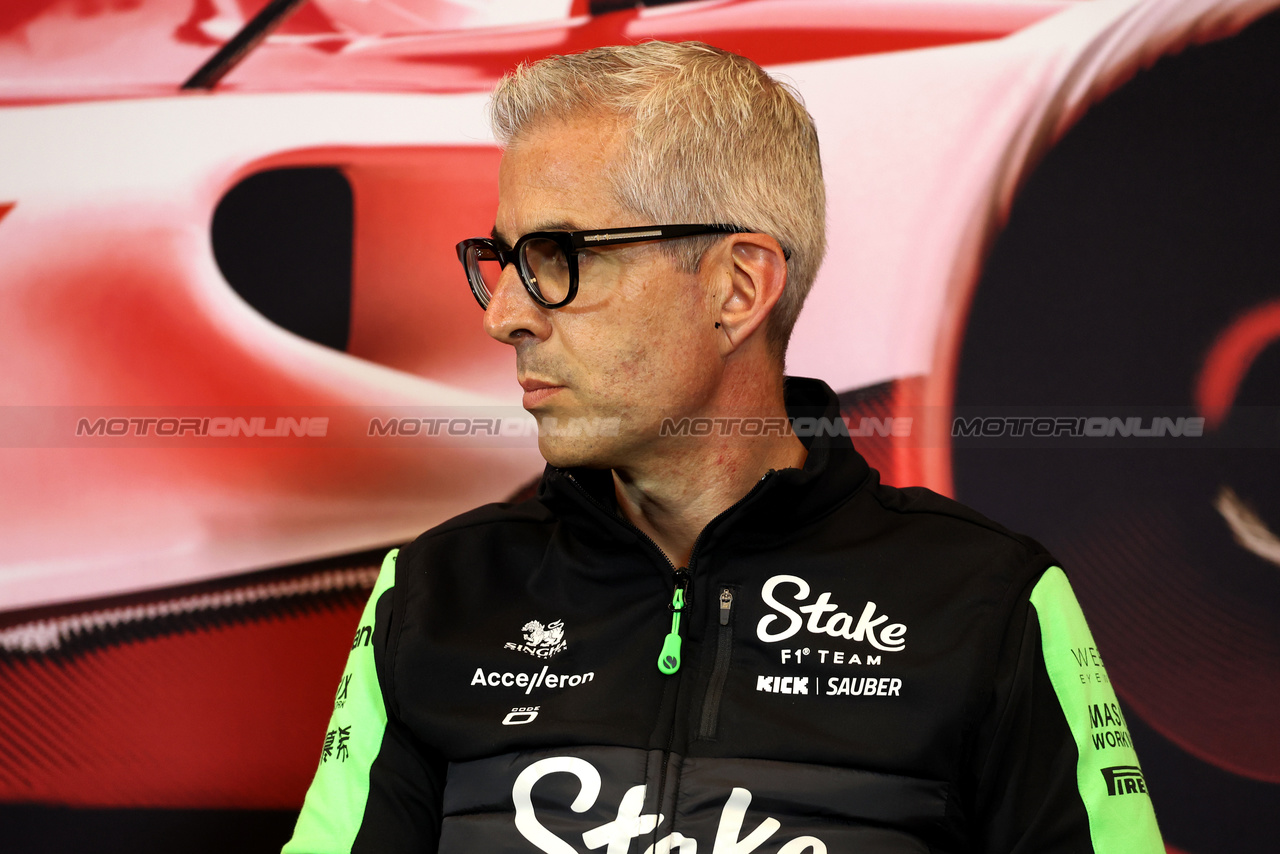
[[506, 619, 568, 658]]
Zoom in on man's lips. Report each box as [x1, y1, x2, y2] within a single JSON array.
[[519, 378, 564, 408]]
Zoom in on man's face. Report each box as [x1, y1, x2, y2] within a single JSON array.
[[485, 115, 724, 469]]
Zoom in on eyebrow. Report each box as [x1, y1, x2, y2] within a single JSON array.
[[490, 220, 581, 246]]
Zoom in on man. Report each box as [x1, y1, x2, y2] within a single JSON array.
[[285, 42, 1163, 853]]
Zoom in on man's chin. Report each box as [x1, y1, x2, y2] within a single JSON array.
[[530, 408, 630, 468], [536, 435, 611, 470]]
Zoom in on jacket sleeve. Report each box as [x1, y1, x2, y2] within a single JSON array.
[[283, 549, 448, 854], [972, 565, 1164, 854]]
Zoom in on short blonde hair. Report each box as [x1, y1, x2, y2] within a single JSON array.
[[490, 41, 826, 357]]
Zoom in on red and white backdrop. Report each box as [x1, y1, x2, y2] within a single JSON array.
[[1, 0, 1277, 851]]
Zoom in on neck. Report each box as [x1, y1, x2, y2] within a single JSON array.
[[611, 372, 807, 568]]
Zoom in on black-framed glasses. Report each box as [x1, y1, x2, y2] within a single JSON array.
[[456, 224, 787, 310]]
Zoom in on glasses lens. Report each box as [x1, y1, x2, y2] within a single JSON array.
[[465, 243, 503, 308], [521, 238, 572, 306]]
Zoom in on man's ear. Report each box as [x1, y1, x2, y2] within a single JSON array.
[[713, 232, 788, 355]]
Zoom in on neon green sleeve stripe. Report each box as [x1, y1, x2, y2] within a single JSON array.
[[1029, 566, 1163, 854], [284, 549, 398, 854]]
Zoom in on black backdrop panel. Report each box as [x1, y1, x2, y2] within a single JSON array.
[[954, 10, 1280, 853]]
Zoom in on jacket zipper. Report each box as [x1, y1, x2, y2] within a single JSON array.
[[562, 468, 779, 848], [697, 586, 736, 739], [563, 470, 776, 675], [657, 570, 691, 674]]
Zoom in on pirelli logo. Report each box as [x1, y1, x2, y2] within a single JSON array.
[[1101, 765, 1148, 796]]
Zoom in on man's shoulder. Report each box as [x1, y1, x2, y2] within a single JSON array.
[[860, 476, 1056, 571], [399, 495, 555, 560]]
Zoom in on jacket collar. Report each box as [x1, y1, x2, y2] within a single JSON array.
[[537, 376, 873, 552]]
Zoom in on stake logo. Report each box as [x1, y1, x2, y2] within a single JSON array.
[[513, 756, 829, 853], [756, 575, 907, 652]]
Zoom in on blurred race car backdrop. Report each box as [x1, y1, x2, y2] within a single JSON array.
[[1, 0, 1277, 851]]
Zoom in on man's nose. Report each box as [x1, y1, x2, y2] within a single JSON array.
[[483, 262, 552, 345]]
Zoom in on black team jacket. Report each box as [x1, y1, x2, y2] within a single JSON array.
[[285, 377, 1163, 854]]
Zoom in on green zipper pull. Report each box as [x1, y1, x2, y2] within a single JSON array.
[[658, 571, 690, 675]]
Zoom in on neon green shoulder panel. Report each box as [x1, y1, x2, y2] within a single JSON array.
[[1029, 566, 1163, 854], [283, 549, 398, 854]]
